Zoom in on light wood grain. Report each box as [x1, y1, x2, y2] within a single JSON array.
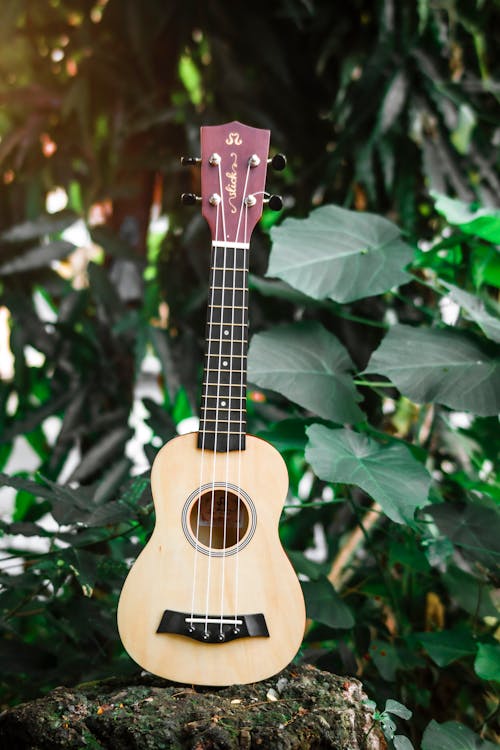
[[117, 432, 306, 686]]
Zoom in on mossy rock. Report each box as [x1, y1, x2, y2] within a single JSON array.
[[0, 664, 386, 749]]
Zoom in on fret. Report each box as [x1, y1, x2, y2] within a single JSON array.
[[205, 352, 247, 359], [202, 379, 246, 387], [206, 337, 247, 344], [212, 285, 247, 291], [201, 394, 246, 401], [211, 265, 248, 271], [202, 388, 246, 400], [208, 304, 248, 310], [204, 368, 246, 373], [199, 428, 246, 435], [207, 319, 246, 327], [201, 406, 246, 424]]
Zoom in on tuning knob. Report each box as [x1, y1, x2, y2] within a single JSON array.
[[265, 194, 283, 211], [181, 193, 201, 205], [180, 156, 201, 166], [268, 153, 287, 171]]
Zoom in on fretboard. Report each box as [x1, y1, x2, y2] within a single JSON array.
[[198, 244, 249, 452]]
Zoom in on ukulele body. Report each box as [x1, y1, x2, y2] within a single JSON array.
[[117, 431, 305, 686]]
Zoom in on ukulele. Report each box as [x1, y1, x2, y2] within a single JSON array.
[[117, 121, 305, 686]]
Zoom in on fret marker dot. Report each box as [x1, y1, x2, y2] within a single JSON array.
[[224, 330, 229, 336], [223, 360, 228, 366], [221, 401, 227, 407]]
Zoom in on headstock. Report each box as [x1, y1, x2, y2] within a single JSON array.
[[181, 121, 284, 247]]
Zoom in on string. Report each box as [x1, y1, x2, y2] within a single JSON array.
[[202, 162, 229, 638], [219, 158, 252, 635], [188, 200, 222, 629], [233, 203, 250, 629]]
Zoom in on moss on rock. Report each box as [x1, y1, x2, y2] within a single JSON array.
[[0, 664, 386, 749]]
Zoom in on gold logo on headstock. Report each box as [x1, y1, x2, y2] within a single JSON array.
[[225, 132, 242, 145], [225, 152, 238, 214]]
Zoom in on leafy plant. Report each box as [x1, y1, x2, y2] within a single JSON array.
[[0, 2, 499, 748]]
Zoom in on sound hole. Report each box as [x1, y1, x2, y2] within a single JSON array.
[[189, 490, 249, 550]]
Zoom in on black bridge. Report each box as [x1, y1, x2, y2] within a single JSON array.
[[157, 610, 269, 644]]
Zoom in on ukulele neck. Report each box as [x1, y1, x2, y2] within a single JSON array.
[[198, 242, 250, 452]]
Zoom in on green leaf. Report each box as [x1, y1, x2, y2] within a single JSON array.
[[0, 472, 55, 502], [451, 104, 477, 155], [267, 204, 412, 303], [417, 627, 477, 667], [427, 503, 500, 568], [305, 425, 431, 524], [256, 419, 308, 453], [90, 226, 139, 260], [394, 736, 415, 750], [370, 639, 402, 681], [384, 699, 413, 720], [301, 576, 355, 629], [0, 240, 75, 275], [248, 321, 364, 423], [68, 426, 133, 483], [0, 210, 77, 243], [474, 643, 500, 683], [422, 720, 498, 750], [442, 566, 498, 619], [364, 324, 500, 416], [379, 71, 408, 133], [287, 550, 328, 580], [433, 193, 500, 243], [441, 283, 500, 343]]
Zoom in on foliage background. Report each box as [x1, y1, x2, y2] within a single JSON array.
[[0, 1, 499, 748]]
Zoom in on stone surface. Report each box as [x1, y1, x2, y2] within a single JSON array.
[[0, 664, 386, 749]]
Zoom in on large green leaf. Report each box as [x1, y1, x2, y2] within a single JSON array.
[[443, 567, 498, 619], [474, 643, 500, 683], [433, 193, 500, 243], [301, 577, 355, 629], [267, 204, 413, 303], [422, 720, 498, 750], [305, 425, 431, 524], [248, 321, 364, 423], [364, 324, 500, 416], [417, 627, 477, 667], [441, 283, 500, 343], [0, 240, 75, 275], [427, 503, 500, 568], [0, 210, 77, 243]]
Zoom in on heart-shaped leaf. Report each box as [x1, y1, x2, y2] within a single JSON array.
[[474, 643, 500, 683], [433, 193, 500, 243], [248, 321, 364, 423], [364, 324, 500, 416], [301, 577, 355, 629], [441, 283, 500, 343], [422, 720, 498, 750], [417, 627, 477, 667], [0, 240, 75, 275], [267, 204, 412, 303], [305, 425, 431, 524]]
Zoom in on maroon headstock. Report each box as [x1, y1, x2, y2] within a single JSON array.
[[180, 122, 273, 248]]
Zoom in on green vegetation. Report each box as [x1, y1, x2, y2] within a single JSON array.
[[0, 2, 499, 748]]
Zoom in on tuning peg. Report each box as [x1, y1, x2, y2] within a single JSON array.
[[181, 193, 201, 206], [265, 194, 283, 211], [268, 153, 287, 171], [180, 156, 201, 166]]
